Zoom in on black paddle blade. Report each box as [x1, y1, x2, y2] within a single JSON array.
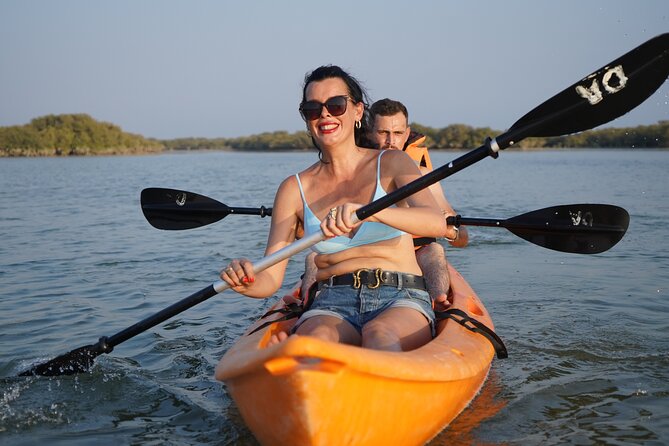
[[141, 187, 230, 230], [19, 343, 102, 377], [505, 204, 630, 254], [509, 33, 669, 139]]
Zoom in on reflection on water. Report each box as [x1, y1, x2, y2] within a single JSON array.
[[430, 370, 508, 445], [1, 150, 668, 445]]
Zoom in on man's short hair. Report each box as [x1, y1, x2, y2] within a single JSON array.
[[369, 98, 408, 122]]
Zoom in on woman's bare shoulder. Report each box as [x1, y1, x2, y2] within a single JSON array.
[[275, 160, 321, 213], [277, 174, 299, 199], [380, 149, 420, 174]]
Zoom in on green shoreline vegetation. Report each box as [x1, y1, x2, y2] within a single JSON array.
[[1, 114, 667, 157]]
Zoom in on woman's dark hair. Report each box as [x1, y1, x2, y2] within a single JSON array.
[[301, 65, 372, 158]]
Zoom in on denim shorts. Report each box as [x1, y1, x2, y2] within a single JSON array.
[[295, 283, 436, 336]]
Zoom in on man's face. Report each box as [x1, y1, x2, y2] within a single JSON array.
[[371, 112, 410, 150]]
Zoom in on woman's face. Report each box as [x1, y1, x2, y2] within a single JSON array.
[[303, 77, 363, 149]]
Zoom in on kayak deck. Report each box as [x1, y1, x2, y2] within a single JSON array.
[[215, 264, 496, 446]]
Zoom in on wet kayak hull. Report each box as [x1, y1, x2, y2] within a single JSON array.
[[216, 264, 496, 445]]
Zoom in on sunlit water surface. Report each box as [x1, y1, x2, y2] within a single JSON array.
[[1, 150, 667, 445]]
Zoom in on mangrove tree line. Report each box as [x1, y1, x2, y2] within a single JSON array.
[[1, 114, 667, 157]]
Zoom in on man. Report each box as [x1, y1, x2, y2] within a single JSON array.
[[368, 98, 468, 309]]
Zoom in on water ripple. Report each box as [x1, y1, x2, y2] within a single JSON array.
[[2, 151, 669, 445]]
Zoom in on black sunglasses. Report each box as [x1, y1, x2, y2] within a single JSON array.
[[299, 95, 351, 121]]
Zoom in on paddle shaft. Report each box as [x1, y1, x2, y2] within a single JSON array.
[[448, 216, 625, 233], [141, 203, 271, 216], [104, 231, 324, 349], [154, 205, 271, 217], [227, 206, 271, 216]]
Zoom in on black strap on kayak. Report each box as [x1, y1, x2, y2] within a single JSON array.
[[247, 283, 318, 335], [435, 308, 508, 359], [247, 302, 304, 335]]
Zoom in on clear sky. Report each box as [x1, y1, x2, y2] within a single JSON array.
[[1, 0, 667, 139]]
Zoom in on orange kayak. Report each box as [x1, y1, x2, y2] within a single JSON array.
[[215, 264, 498, 446]]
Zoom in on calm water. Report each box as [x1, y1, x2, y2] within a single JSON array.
[[1, 150, 668, 445]]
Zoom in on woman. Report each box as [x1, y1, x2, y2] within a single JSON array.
[[220, 65, 450, 351]]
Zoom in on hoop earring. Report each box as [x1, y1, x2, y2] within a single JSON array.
[[355, 120, 361, 129]]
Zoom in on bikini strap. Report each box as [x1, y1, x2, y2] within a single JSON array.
[[376, 150, 387, 183], [294, 174, 307, 204]]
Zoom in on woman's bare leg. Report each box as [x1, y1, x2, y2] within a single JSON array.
[[361, 307, 432, 351], [295, 315, 361, 345]]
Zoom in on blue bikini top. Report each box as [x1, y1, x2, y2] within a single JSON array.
[[296, 150, 405, 254]]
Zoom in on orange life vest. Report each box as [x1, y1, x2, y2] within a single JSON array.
[[403, 132, 432, 171]]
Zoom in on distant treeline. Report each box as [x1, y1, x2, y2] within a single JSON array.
[[1, 114, 668, 157], [161, 131, 315, 152], [163, 121, 669, 151], [408, 122, 669, 150], [0, 114, 162, 157]]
